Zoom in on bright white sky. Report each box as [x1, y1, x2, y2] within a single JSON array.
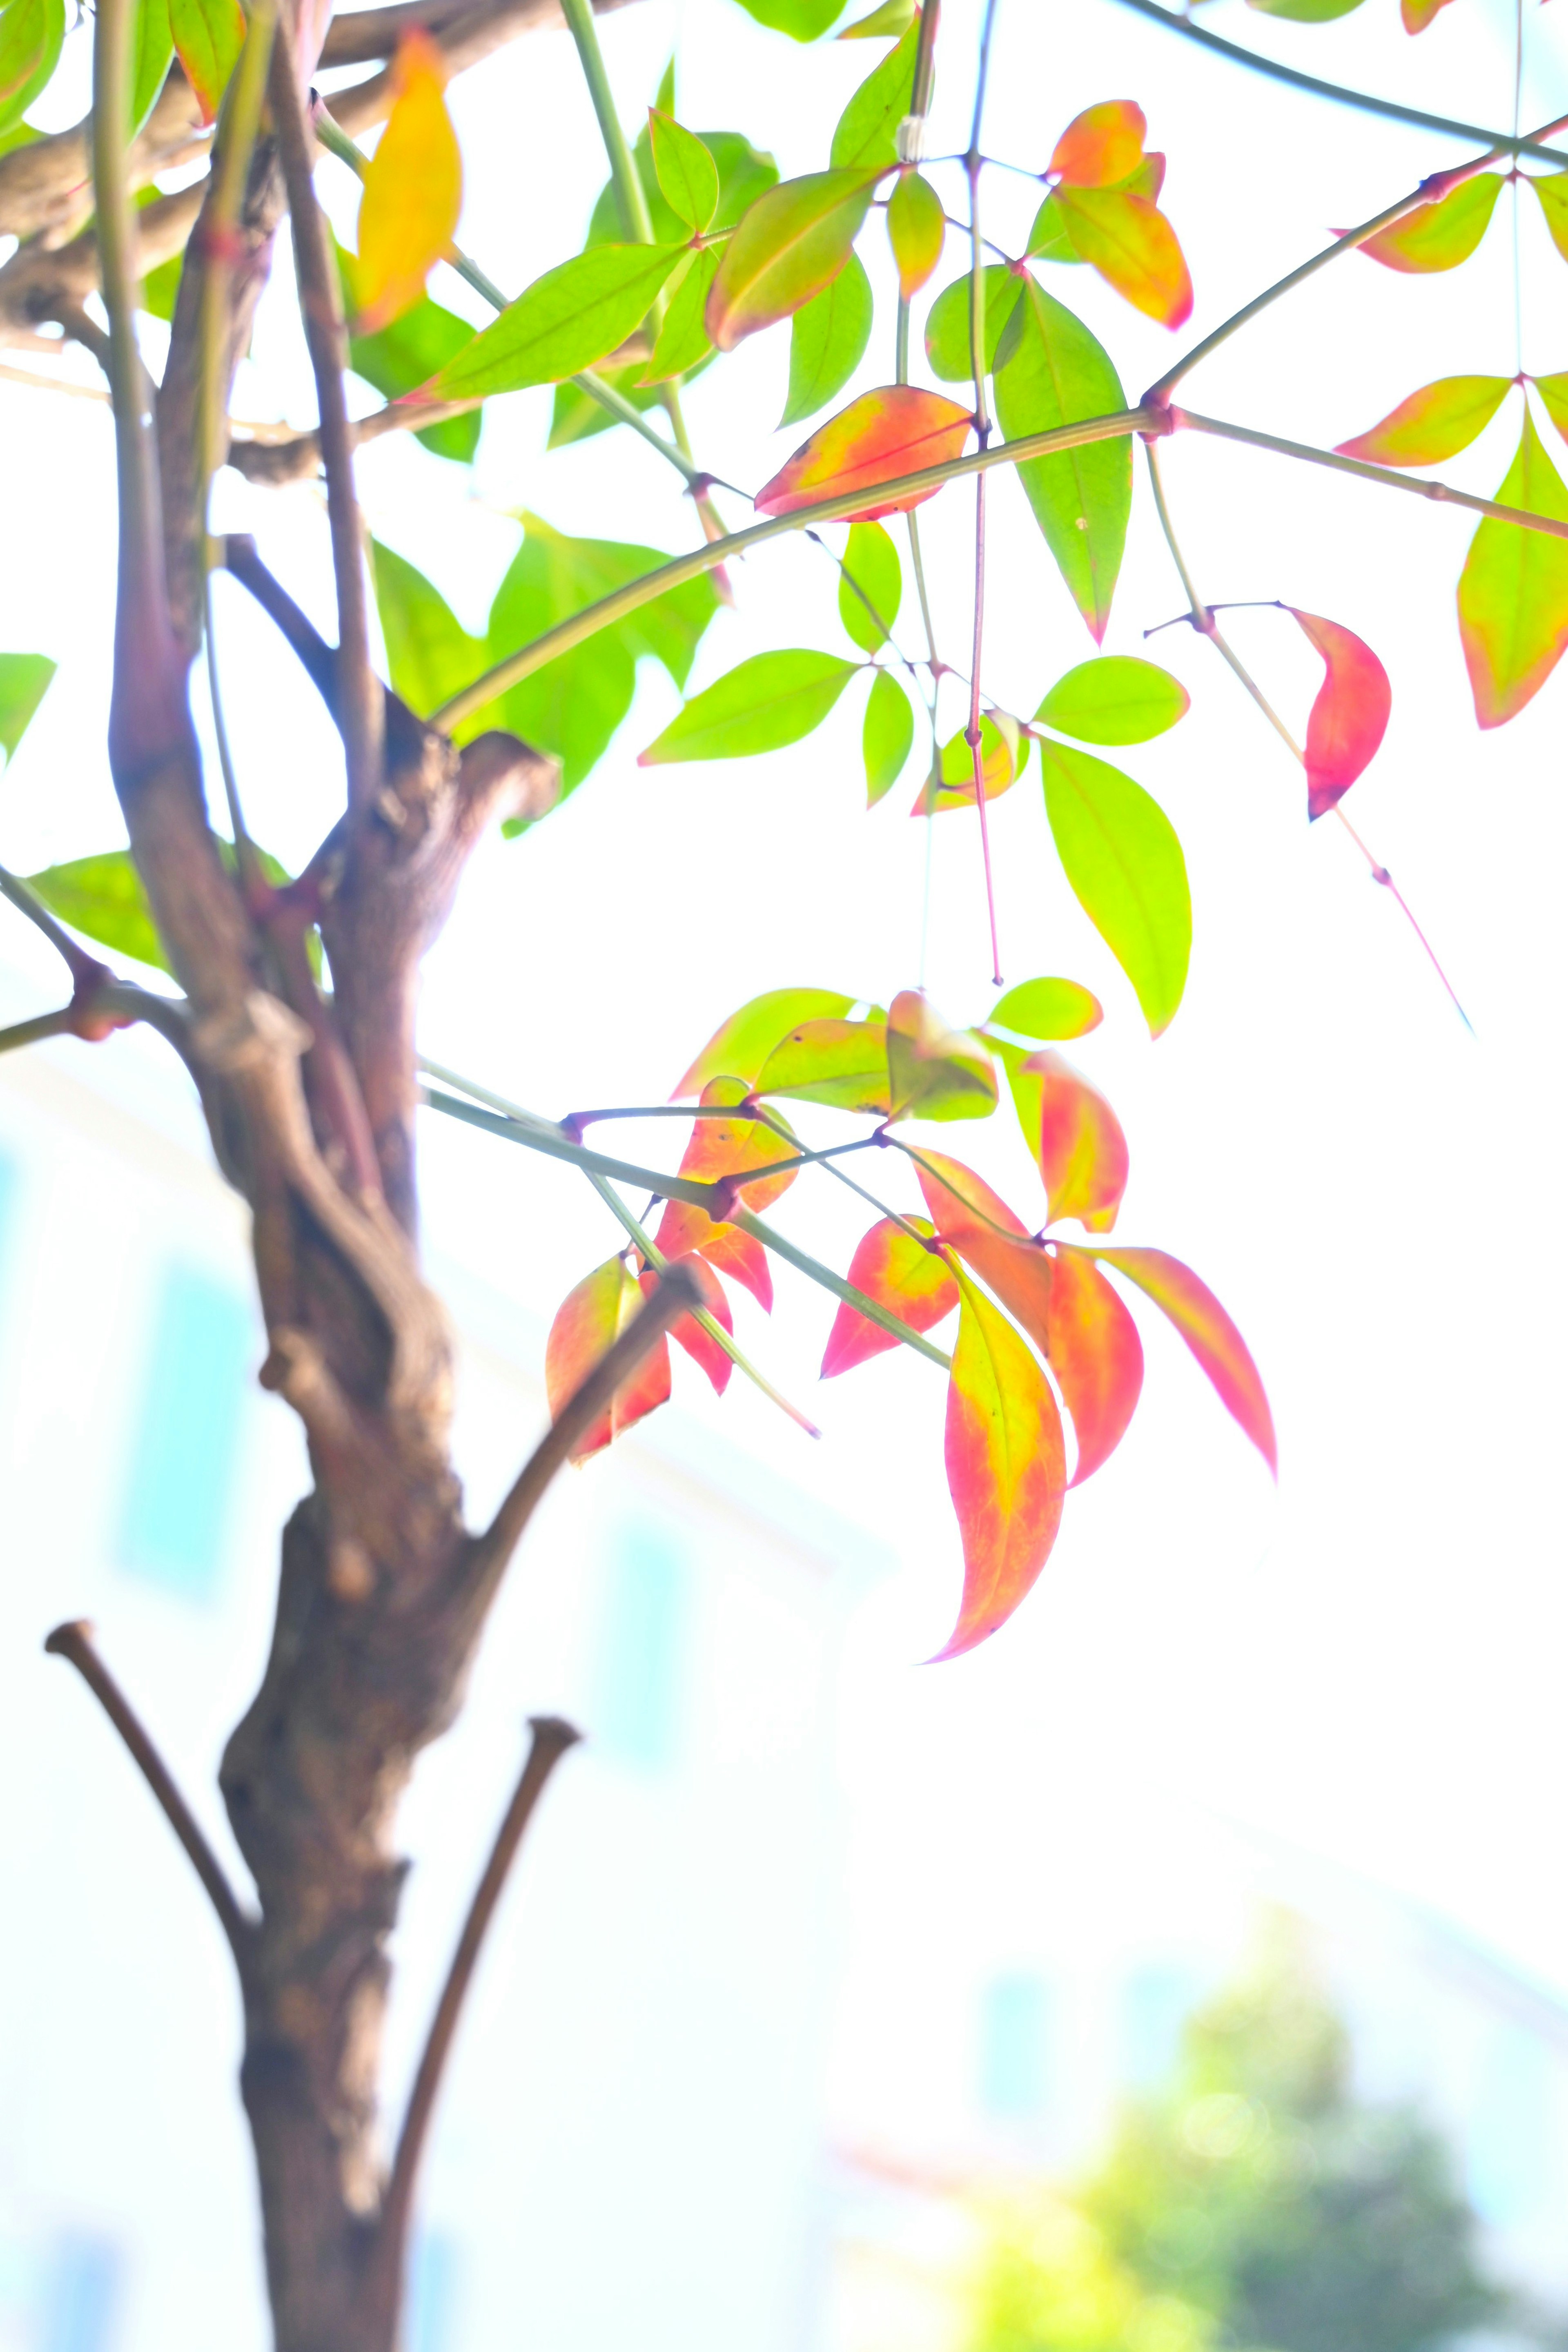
[[2, 0, 1567, 2029]]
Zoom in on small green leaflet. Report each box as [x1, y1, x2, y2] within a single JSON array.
[[421, 243, 688, 401], [0, 651, 55, 761], [1037, 655, 1189, 745], [129, 0, 174, 137], [642, 247, 722, 384], [993, 275, 1131, 644], [985, 976, 1103, 1042], [863, 667, 914, 803], [648, 109, 719, 233], [731, 0, 843, 33], [24, 850, 167, 972], [639, 650, 859, 764], [830, 16, 919, 171], [0, 0, 63, 135], [167, 0, 245, 124], [372, 542, 483, 718], [1040, 740, 1191, 1035], [1027, 193, 1082, 265], [924, 266, 1022, 381], [1456, 407, 1568, 728], [781, 251, 872, 426], [677, 988, 856, 1094], [838, 519, 902, 651], [588, 127, 779, 252], [839, 0, 917, 30]]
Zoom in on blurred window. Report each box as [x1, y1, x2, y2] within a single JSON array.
[[41, 2233, 120, 2352], [1467, 2021, 1551, 2226], [1123, 1964, 1200, 2088], [118, 1263, 251, 1601], [979, 1973, 1051, 2119], [407, 2232, 458, 2352], [592, 1522, 688, 1770]]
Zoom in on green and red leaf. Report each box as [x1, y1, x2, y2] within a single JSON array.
[[1335, 375, 1512, 468], [706, 167, 881, 350], [654, 1079, 798, 1296], [821, 1217, 959, 1376], [167, 0, 245, 124], [916, 713, 1020, 813], [886, 990, 999, 1122], [755, 1017, 892, 1112], [754, 385, 974, 522], [641, 1255, 733, 1393], [1085, 1245, 1276, 1473], [1288, 609, 1392, 820], [939, 1266, 1066, 1657], [911, 1150, 1055, 1357], [886, 167, 945, 297], [1359, 173, 1502, 272], [1457, 407, 1568, 727], [1052, 186, 1193, 328], [546, 1257, 671, 1462], [1028, 1050, 1129, 1231], [675, 987, 855, 1095], [1045, 1244, 1143, 1485], [1050, 100, 1147, 190]]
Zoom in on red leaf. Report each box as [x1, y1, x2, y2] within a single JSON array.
[[939, 1267, 1066, 1657], [911, 1149, 1055, 1357], [821, 1216, 960, 1377], [546, 1258, 671, 1463], [1051, 100, 1147, 190], [642, 1256, 733, 1395], [1089, 1246, 1276, 1474], [1028, 1050, 1129, 1231], [754, 386, 974, 523], [697, 1222, 774, 1313], [1045, 1245, 1143, 1485], [654, 1079, 797, 1294], [1288, 610, 1392, 820]]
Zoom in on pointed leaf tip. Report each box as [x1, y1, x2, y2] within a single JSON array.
[[821, 1217, 958, 1377], [546, 1258, 671, 1462], [937, 1270, 1066, 1658], [1027, 1050, 1129, 1231], [1089, 1245, 1276, 1475], [755, 386, 973, 523], [1287, 610, 1391, 820]]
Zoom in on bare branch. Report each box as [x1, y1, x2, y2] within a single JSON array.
[[220, 533, 340, 709], [0, 862, 112, 991], [224, 393, 485, 487]]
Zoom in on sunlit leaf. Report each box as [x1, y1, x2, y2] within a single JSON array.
[[756, 384, 973, 522], [24, 850, 166, 973], [1052, 186, 1192, 328], [886, 990, 998, 1122], [1027, 1049, 1129, 1232], [887, 167, 945, 297], [821, 1217, 958, 1376], [838, 0, 917, 31], [864, 666, 915, 803], [372, 540, 483, 718], [654, 1078, 798, 1303], [0, 651, 55, 762], [1085, 1244, 1276, 1473], [913, 1147, 1055, 1355], [780, 250, 873, 426], [130, 0, 174, 137], [831, 15, 919, 170], [1288, 608, 1392, 819], [639, 649, 858, 763], [939, 1265, 1066, 1657], [1045, 1244, 1143, 1485], [993, 276, 1130, 643], [675, 986, 855, 1095], [731, 0, 843, 35], [546, 1257, 670, 1463], [839, 518, 902, 651], [641, 1255, 733, 1394], [1532, 172, 1568, 265], [354, 31, 462, 333], [706, 167, 881, 350], [916, 713, 1018, 813], [755, 1017, 891, 1110], [0, 0, 63, 134], [1531, 370, 1568, 449], [589, 125, 779, 252], [1050, 100, 1147, 190], [1248, 0, 1364, 17], [1335, 374, 1512, 467], [1027, 194, 1082, 265], [1360, 173, 1502, 272], [1040, 740, 1191, 1036], [1402, 0, 1457, 27], [641, 246, 722, 383], [167, 0, 245, 124], [345, 251, 480, 461], [1457, 408, 1568, 727], [1037, 655, 1189, 745], [985, 976, 1103, 1043], [924, 265, 1022, 381], [420, 242, 687, 399], [648, 107, 720, 233]]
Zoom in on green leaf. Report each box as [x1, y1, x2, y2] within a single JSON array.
[[1040, 740, 1191, 1036], [0, 0, 63, 135], [706, 168, 880, 349], [755, 1017, 891, 1110], [1027, 192, 1082, 265], [918, 712, 1019, 812], [371, 542, 483, 718], [886, 988, 998, 1123], [731, 0, 844, 34], [1248, 0, 1365, 16], [130, 0, 174, 136], [677, 987, 856, 1093], [1457, 406, 1568, 727], [780, 249, 873, 426], [984, 976, 1103, 1043], [886, 166, 945, 297], [830, 16, 919, 170], [1037, 655, 1190, 746], [648, 108, 719, 233], [25, 850, 168, 973], [924, 265, 1022, 382], [862, 666, 914, 803], [639, 650, 858, 764], [641, 246, 721, 384], [839, 518, 902, 651], [167, 0, 245, 123], [0, 651, 55, 761], [421, 243, 688, 401], [548, 358, 664, 450], [589, 127, 779, 252], [839, 0, 916, 32], [347, 259, 482, 462], [993, 274, 1131, 644]]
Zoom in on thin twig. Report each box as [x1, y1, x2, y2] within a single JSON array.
[[45, 1620, 253, 1965], [0, 863, 110, 990], [421, 1085, 720, 1204], [964, 0, 1002, 987], [0, 1007, 74, 1054]]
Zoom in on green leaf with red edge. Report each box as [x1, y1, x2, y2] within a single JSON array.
[[1359, 174, 1502, 272], [648, 108, 720, 234], [1040, 740, 1191, 1036], [641, 1256, 733, 1393], [1051, 100, 1147, 189], [1457, 406, 1568, 727], [1532, 371, 1568, 448], [1037, 655, 1189, 746], [911, 1150, 1056, 1358], [938, 1264, 1066, 1659], [546, 1257, 671, 1462], [887, 990, 998, 1123], [780, 252, 873, 428], [654, 1080, 798, 1304], [675, 987, 855, 1094], [915, 713, 1019, 813], [830, 14, 919, 171], [993, 276, 1130, 643], [1081, 1244, 1275, 1473], [706, 167, 881, 351], [1532, 174, 1568, 265], [1052, 187, 1192, 329], [1046, 1244, 1143, 1485], [755, 386, 973, 522], [167, 0, 245, 123], [1289, 609, 1392, 820], [863, 667, 915, 803], [1028, 1049, 1129, 1232], [755, 1017, 892, 1111], [924, 265, 1024, 380], [821, 1216, 959, 1376], [1335, 375, 1512, 467], [639, 649, 859, 763], [1403, 0, 1457, 27], [984, 976, 1103, 1044], [887, 168, 945, 298]]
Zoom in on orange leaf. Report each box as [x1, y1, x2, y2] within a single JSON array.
[[354, 31, 463, 334], [1087, 1246, 1276, 1474], [754, 385, 973, 523], [939, 1267, 1066, 1658], [1334, 375, 1511, 468], [1053, 187, 1192, 328], [821, 1217, 959, 1377], [641, 1257, 733, 1395], [1287, 609, 1392, 821], [1051, 100, 1147, 190], [1027, 1050, 1129, 1231], [654, 1079, 797, 1298], [912, 1149, 1055, 1356], [1045, 1245, 1143, 1485], [696, 1222, 773, 1313], [546, 1258, 671, 1463], [1358, 173, 1502, 273]]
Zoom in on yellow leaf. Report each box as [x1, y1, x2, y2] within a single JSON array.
[[355, 30, 462, 334]]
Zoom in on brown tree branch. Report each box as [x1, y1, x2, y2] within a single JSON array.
[[221, 533, 340, 709], [45, 1620, 254, 1964], [0, 862, 112, 992], [225, 395, 486, 487]]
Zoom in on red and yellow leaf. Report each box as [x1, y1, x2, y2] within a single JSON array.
[[1335, 375, 1511, 468], [641, 1256, 733, 1394], [1045, 1244, 1143, 1485], [1028, 1049, 1130, 1231], [1457, 406, 1568, 727], [1087, 1245, 1276, 1473], [546, 1257, 671, 1462], [911, 1149, 1055, 1357], [706, 167, 881, 350], [1287, 609, 1392, 820], [915, 712, 1020, 814], [697, 1222, 774, 1313], [1053, 187, 1192, 329], [1358, 173, 1502, 272], [886, 990, 998, 1123], [354, 30, 462, 333], [754, 385, 974, 523], [886, 167, 945, 298], [939, 1267, 1066, 1658], [653, 1079, 798, 1298], [820, 1216, 959, 1376], [1051, 100, 1147, 190]]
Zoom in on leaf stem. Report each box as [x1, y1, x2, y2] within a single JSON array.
[[731, 1206, 952, 1370], [0, 863, 111, 990]]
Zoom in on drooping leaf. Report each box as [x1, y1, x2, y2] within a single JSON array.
[[639, 649, 858, 764], [924, 265, 1022, 381], [371, 540, 483, 718], [912, 1148, 1055, 1356], [839, 518, 902, 651], [0, 650, 55, 762], [993, 276, 1131, 643], [1532, 173, 1568, 266], [939, 1266, 1066, 1658], [1457, 408, 1568, 728], [1335, 375, 1512, 467], [640, 245, 722, 383], [654, 1078, 798, 1299], [1051, 187, 1192, 329], [706, 168, 881, 350], [1045, 1244, 1143, 1485], [1037, 655, 1189, 746], [831, 14, 919, 170], [354, 31, 462, 333], [1288, 609, 1392, 819], [887, 167, 944, 297], [755, 1017, 891, 1111], [754, 385, 973, 521], [24, 850, 167, 973], [675, 986, 855, 1095], [821, 1216, 959, 1376], [1027, 1049, 1129, 1232], [1085, 1244, 1276, 1473], [648, 108, 720, 233], [780, 250, 873, 426], [1359, 173, 1502, 272], [0, 0, 63, 134], [419, 242, 687, 400], [1040, 740, 1191, 1036], [166, 0, 245, 124], [731, 0, 843, 35], [130, 0, 174, 137], [985, 976, 1103, 1043], [886, 990, 998, 1122], [863, 666, 915, 802], [546, 1257, 670, 1463], [345, 260, 481, 462], [917, 713, 1018, 813], [1050, 100, 1147, 190], [641, 1256, 733, 1394]]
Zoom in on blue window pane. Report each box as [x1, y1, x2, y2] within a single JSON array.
[[408, 2232, 458, 2352], [593, 1523, 687, 1770], [119, 1264, 251, 1601], [1468, 2023, 1550, 2226], [980, 1974, 1050, 2120], [1123, 1964, 1198, 2089], [42, 2232, 120, 2352]]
